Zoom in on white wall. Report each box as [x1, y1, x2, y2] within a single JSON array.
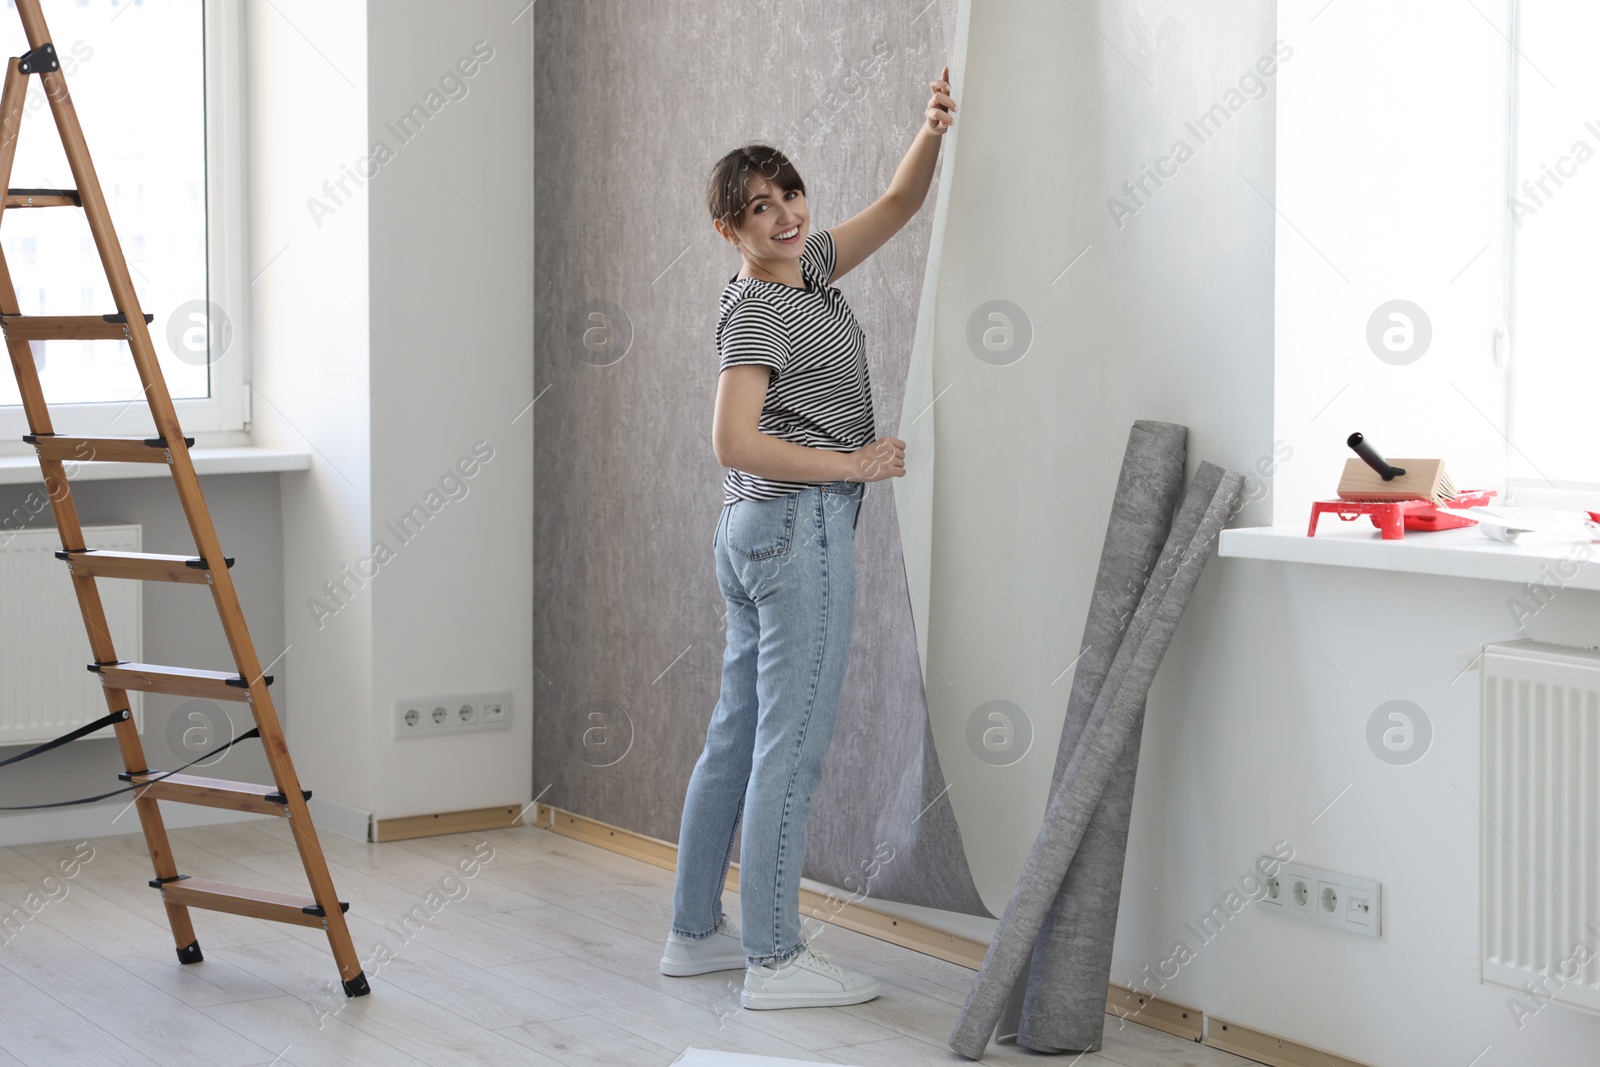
[[366, 1, 534, 821], [900, 0, 1278, 915], [248, 0, 375, 822], [894, 1, 1600, 1065], [250, 0, 533, 828]]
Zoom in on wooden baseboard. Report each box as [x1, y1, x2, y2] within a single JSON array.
[[373, 804, 524, 842], [1207, 1017, 1375, 1067], [1106, 985, 1203, 1041], [534, 804, 1373, 1067]]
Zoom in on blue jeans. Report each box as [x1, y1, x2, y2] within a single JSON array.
[[671, 480, 864, 966]]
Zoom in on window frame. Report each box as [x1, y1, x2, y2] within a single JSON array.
[[1503, 0, 1600, 499], [0, 0, 250, 452]]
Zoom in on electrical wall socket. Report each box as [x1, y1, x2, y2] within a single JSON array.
[[1286, 871, 1314, 914], [1256, 857, 1381, 938], [395, 691, 512, 739]]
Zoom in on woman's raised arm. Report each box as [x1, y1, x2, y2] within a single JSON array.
[[827, 65, 958, 284]]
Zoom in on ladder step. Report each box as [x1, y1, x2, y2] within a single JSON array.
[[150, 877, 348, 930], [118, 771, 309, 816], [55, 549, 234, 584], [87, 662, 272, 702], [23, 433, 192, 463], [1, 312, 154, 340], [4, 187, 80, 208]]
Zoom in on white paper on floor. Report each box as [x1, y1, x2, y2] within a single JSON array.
[[672, 1051, 866, 1067]]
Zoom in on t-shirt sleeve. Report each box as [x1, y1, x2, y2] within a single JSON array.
[[718, 297, 790, 376], [803, 228, 837, 287]]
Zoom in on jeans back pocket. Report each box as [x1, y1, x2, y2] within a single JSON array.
[[725, 493, 799, 561]]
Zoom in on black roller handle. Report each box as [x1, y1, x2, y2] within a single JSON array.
[[1347, 432, 1405, 481]]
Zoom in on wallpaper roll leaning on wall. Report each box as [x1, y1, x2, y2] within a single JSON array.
[[951, 461, 1246, 1058], [994, 419, 1189, 1047]]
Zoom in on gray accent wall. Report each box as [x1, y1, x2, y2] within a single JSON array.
[[533, 1, 989, 914]]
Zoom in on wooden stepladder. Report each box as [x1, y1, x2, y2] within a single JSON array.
[[0, 0, 367, 997]]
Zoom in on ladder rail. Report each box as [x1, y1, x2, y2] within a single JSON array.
[[0, 69, 51, 426], [0, 50, 203, 961]]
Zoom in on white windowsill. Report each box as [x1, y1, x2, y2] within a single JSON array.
[[1220, 523, 1600, 592], [0, 447, 312, 486]]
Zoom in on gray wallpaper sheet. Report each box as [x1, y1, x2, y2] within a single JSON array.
[[532, 2, 990, 915]]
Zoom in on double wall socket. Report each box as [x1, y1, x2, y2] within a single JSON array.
[[394, 691, 512, 739], [1256, 857, 1380, 938]]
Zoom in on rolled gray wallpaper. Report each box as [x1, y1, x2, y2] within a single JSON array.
[[998, 419, 1189, 1049], [950, 462, 1246, 1058]]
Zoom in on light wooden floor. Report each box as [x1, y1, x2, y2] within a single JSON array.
[[0, 819, 1258, 1066]]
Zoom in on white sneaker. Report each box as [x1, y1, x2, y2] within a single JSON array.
[[740, 943, 881, 1009], [660, 918, 747, 976]]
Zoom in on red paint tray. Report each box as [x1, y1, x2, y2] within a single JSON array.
[[1307, 489, 1497, 541]]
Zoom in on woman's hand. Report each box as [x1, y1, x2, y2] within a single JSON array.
[[925, 65, 957, 136], [847, 437, 907, 482]]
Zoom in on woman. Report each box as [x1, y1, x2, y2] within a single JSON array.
[[660, 66, 958, 1010]]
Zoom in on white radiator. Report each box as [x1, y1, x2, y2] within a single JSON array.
[[1481, 640, 1600, 1017], [0, 525, 143, 746]]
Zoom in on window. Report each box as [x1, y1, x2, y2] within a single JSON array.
[[1267, 2, 1600, 522], [0, 0, 246, 443], [1506, 2, 1600, 491], [1268, 5, 1512, 524]]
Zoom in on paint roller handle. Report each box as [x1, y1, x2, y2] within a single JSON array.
[[1347, 433, 1405, 481]]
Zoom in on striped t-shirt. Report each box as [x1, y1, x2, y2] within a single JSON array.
[[716, 227, 876, 504]]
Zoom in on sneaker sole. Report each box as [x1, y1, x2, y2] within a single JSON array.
[[739, 981, 881, 1009], [659, 955, 748, 977]]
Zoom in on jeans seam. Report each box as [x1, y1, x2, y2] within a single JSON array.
[[673, 531, 752, 944], [771, 496, 830, 963], [717, 790, 745, 933]]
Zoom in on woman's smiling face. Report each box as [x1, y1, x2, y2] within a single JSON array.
[[729, 175, 808, 265]]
